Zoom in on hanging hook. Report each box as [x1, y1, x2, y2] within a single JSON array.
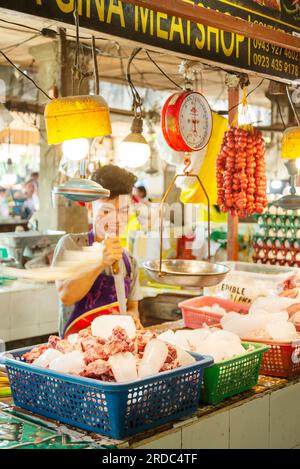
[[183, 153, 192, 175]]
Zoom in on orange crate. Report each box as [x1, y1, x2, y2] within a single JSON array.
[[179, 296, 249, 329], [242, 337, 300, 378]]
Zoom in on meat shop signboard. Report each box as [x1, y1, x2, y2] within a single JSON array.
[[0, 0, 299, 83]]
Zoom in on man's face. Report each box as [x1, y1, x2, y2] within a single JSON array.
[[24, 182, 34, 198], [92, 195, 131, 239]]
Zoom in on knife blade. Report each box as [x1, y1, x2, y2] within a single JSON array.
[[113, 261, 127, 315]]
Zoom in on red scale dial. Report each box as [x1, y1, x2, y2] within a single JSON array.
[[162, 91, 213, 152]]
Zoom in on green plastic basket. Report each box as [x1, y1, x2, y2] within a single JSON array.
[[201, 342, 268, 405]]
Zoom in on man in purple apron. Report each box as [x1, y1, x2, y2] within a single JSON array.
[[52, 165, 142, 337]]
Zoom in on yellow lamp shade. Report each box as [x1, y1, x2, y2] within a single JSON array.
[[44, 95, 112, 144], [282, 126, 300, 160]]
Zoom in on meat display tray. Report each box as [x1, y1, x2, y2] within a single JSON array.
[[0, 346, 213, 439]]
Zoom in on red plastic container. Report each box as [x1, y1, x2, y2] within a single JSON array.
[[241, 337, 300, 378], [179, 296, 249, 329]]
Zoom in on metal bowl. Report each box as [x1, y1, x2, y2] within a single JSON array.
[[273, 194, 300, 210], [53, 179, 110, 203], [143, 259, 230, 288]]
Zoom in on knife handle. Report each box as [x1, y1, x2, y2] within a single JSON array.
[[112, 260, 119, 275]]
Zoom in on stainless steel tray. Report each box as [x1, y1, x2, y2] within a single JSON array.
[[0, 230, 65, 250], [143, 259, 230, 288]]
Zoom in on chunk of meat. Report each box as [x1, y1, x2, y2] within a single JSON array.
[[98, 368, 115, 382], [22, 344, 48, 364], [83, 343, 108, 364], [78, 328, 106, 350], [97, 337, 106, 346], [56, 340, 74, 354], [103, 326, 135, 356], [80, 359, 109, 379], [48, 335, 61, 349], [80, 334, 99, 352], [277, 274, 300, 296], [136, 330, 157, 357], [48, 335, 74, 354], [159, 344, 179, 372], [286, 303, 300, 323], [22, 325, 180, 381]]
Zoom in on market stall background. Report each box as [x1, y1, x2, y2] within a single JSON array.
[[0, 0, 299, 451]]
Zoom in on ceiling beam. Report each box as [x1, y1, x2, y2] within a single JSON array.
[[4, 100, 44, 115], [121, 0, 300, 52], [3, 100, 141, 118]]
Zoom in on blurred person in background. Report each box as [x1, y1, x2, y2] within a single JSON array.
[[0, 186, 9, 219], [132, 185, 151, 205], [132, 185, 153, 230], [30, 172, 39, 191], [20, 180, 39, 220]]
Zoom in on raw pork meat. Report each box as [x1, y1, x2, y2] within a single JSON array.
[[81, 359, 109, 379], [136, 330, 157, 357], [48, 335, 75, 354], [83, 343, 108, 364], [22, 320, 191, 383], [48, 335, 61, 349], [79, 334, 99, 352], [22, 344, 48, 364], [103, 326, 135, 356], [160, 344, 179, 372]]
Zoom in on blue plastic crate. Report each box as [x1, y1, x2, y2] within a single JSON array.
[[0, 346, 213, 439]]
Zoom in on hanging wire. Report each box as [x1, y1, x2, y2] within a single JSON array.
[[145, 50, 182, 89], [71, 0, 93, 95], [286, 85, 300, 127], [114, 42, 126, 81], [275, 97, 287, 130], [2, 34, 40, 53], [0, 49, 51, 100], [74, 0, 80, 71], [92, 36, 100, 95], [0, 18, 41, 33], [0, 18, 108, 41], [127, 47, 144, 116], [72, 0, 80, 94], [225, 78, 265, 115]]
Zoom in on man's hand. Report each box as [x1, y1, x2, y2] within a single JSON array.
[[129, 312, 143, 329], [287, 303, 300, 319], [102, 238, 122, 267]]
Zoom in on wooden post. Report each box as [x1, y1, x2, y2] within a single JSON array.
[[227, 85, 240, 261]]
